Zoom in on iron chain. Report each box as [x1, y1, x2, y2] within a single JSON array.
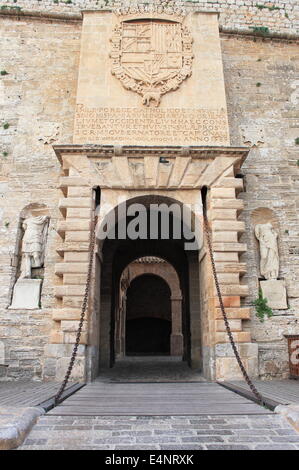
[[203, 210, 265, 406]]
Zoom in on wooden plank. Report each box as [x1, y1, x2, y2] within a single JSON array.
[[49, 382, 270, 416]]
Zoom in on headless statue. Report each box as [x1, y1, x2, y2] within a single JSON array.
[[21, 216, 49, 279], [254, 223, 279, 280]]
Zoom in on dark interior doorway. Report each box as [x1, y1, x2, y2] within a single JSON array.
[[125, 274, 171, 355], [98, 195, 201, 371]]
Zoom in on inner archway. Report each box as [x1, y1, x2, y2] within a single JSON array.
[[126, 274, 171, 356]]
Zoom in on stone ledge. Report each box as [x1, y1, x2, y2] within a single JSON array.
[[0, 406, 44, 450]]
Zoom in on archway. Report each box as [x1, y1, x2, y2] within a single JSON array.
[[126, 274, 171, 355], [116, 257, 184, 358], [97, 195, 201, 373]]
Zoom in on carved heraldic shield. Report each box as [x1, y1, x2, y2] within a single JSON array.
[[110, 6, 193, 107]]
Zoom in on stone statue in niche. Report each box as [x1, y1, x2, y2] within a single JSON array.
[[255, 223, 279, 280], [10, 214, 49, 310], [21, 216, 49, 279], [255, 223, 287, 309]]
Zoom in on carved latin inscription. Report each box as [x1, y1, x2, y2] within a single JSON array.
[[74, 105, 229, 145]]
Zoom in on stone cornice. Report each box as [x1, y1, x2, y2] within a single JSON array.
[[53, 144, 250, 165]]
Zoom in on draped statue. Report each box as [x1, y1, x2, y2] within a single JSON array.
[[21, 216, 49, 278], [254, 223, 279, 280]]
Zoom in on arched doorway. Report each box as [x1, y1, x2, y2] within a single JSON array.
[[126, 274, 171, 356], [97, 195, 202, 373]]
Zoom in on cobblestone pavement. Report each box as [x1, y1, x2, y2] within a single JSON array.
[[19, 414, 299, 450]]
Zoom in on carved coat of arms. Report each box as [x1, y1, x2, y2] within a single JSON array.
[[110, 5, 193, 107]]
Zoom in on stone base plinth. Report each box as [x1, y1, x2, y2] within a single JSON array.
[[215, 343, 259, 381], [10, 279, 42, 310], [260, 279, 288, 310]]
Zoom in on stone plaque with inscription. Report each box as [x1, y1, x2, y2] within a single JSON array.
[[74, 8, 230, 147]]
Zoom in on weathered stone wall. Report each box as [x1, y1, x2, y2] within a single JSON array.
[[0, 0, 298, 36], [222, 34, 299, 378], [0, 8, 298, 380], [0, 15, 82, 380]]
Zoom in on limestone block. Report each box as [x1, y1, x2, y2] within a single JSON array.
[[215, 319, 242, 332], [210, 187, 236, 198], [55, 262, 89, 275], [63, 296, 85, 309], [63, 333, 88, 345], [63, 274, 86, 285], [215, 262, 246, 273], [212, 221, 245, 232], [68, 187, 91, 198], [45, 344, 85, 358], [214, 296, 241, 308], [216, 357, 244, 380], [64, 252, 89, 262], [10, 279, 42, 310], [215, 307, 251, 320], [214, 177, 243, 189], [59, 197, 91, 209], [238, 342, 259, 358], [65, 231, 90, 242], [50, 331, 64, 344], [210, 209, 238, 221], [213, 242, 247, 252], [57, 220, 90, 232], [66, 208, 91, 219], [55, 285, 85, 297], [212, 231, 238, 243], [52, 309, 82, 321], [211, 198, 244, 210], [215, 332, 251, 344], [215, 342, 258, 359], [213, 252, 239, 262], [61, 320, 87, 333], [260, 279, 288, 309], [56, 357, 85, 382], [59, 176, 89, 188], [215, 284, 248, 296], [217, 273, 240, 284]]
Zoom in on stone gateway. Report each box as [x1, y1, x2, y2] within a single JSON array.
[[0, 0, 298, 384]]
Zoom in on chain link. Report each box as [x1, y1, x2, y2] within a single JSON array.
[[54, 215, 98, 406], [203, 210, 265, 406]]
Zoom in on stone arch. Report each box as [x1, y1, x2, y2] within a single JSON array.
[[118, 257, 183, 357], [125, 273, 172, 355], [96, 193, 203, 254], [96, 193, 201, 372]]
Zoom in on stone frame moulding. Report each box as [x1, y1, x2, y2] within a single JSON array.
[[48, 143, 259, 382]]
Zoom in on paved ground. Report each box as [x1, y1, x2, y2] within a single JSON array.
[[19, 414, 299, 450], [99, 357, 206, 382], [2, 359, 299, 450]]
